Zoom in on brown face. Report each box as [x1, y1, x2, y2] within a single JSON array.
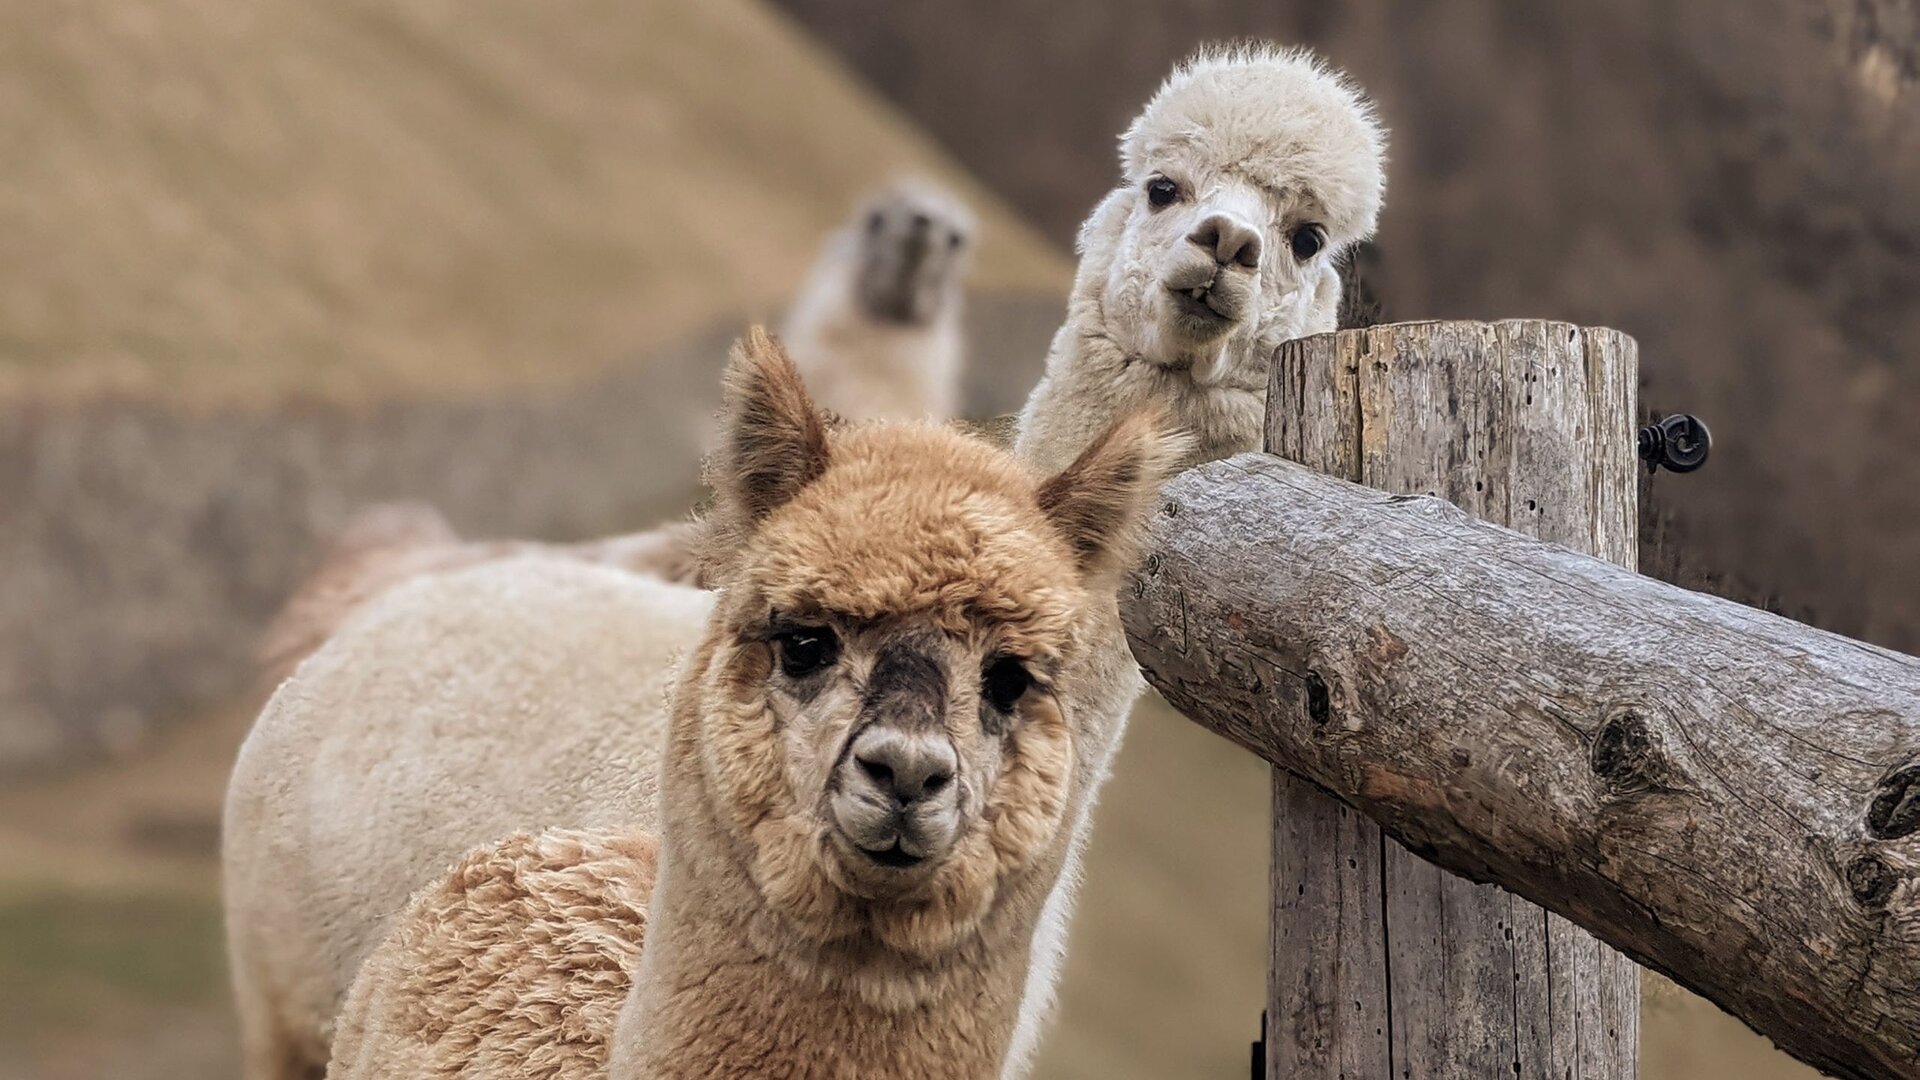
[[686, 329, 1186, 960], [757, 610, 1070, 904]]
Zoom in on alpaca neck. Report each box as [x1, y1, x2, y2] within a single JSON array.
[[1013, 286, 1267, 475], [783, 279, 963, 422], [612, 799, 1036, 1079]]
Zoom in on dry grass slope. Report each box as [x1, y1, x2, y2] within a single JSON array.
[[0, 0, 1067, 403]]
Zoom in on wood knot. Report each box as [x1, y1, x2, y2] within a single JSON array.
[[1590, 710, 1655, 792], [1305, 670, 1332, 732], [1365, 623, 1408, 665], [1161, 499, 1181, 518], [1867, 762, 1920, 839], [1846, 853, 1898, 910]]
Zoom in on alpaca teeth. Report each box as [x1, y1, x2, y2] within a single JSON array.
[[1190, 287, 1205, 300]]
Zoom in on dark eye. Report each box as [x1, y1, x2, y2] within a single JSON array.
[[776, 626, 838, 678], [866, 212, 885, 235], [1145, 177, 1179, 209], [947, 230, 965, 250], [1290, 224, 1327, 261], [982, 657, 1033, 713]]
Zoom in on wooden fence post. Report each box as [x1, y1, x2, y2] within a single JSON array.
[[1263, 320, 1639, 1078]]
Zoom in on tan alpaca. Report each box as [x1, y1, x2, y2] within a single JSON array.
[[781, 178, 973, 422], [324, 331, 1186, 1079], [1002, 45, 1388, 1073]]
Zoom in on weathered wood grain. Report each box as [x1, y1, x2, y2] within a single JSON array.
[[1121, 450, 1920, 1080], [1258, 321, 1639, 1079]]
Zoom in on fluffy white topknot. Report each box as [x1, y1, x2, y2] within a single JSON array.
[[1120, 43, 1387, 245]]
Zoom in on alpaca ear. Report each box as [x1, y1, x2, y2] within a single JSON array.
[[1036, 409, 1194, 584], [712, 327, 830, 526]]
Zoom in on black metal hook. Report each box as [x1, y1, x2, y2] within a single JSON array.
[[1638, 413, 1711, 474]]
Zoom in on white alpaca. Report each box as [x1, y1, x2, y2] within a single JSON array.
[[1002, 44, 1386, 1076], [223, 557, 713, 1080], [323, 332, 1186, 1080], [1017, 45, 1386, 472], [782, 178, 973, 422], [255, 504, 704, 689]]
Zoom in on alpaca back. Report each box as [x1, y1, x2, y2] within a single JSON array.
[[258, 509, 709, 690], [327, 829, 658, 1080], [257, 502, 469, 689]]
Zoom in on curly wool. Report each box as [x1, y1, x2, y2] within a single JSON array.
[[327, 830, 658, 1080]]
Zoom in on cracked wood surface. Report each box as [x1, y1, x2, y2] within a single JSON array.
[[1181, 321, 1643, 1079], [1122, 445, 1920, 1079]]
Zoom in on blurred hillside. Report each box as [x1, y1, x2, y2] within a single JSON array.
[[0, 0, 1064, 403]]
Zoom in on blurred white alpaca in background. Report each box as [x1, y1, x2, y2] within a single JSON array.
[[781, 177, 973, 422]]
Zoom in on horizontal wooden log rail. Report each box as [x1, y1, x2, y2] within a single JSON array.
[[1121, 451, 1920, 1080]]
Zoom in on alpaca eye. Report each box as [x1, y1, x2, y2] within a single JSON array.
[[1290, 224, 1327, 261], [866, 212, 885, 235], [948, 230, 965, 250], [776, 627, 838, 678], [982, 657, 1033, 713], [1145, 177, 1179, 209]]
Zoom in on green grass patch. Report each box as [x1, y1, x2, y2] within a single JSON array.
[[0, 888, 225, 1036]]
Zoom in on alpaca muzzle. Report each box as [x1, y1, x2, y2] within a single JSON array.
[[860, 215, 944, 325], [828, 644, 963, 871]]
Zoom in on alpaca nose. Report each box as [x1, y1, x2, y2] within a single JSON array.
[[851, 725, 957, 806], [1188, 213, 1263, 269]]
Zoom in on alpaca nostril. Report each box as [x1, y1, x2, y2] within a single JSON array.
[[858, 755, 895, 789], [1188, 214, 1263, 270], [849, 727, 958, 806]]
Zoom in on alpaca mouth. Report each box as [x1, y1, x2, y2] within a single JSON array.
[[1166, 282, 1237, 325], [859, 841, 927, 869]]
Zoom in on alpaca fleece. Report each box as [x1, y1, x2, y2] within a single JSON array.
[[328, 830, 659, 1080], [257, 506, 705, 689], [223, 557, 712, 1080]]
